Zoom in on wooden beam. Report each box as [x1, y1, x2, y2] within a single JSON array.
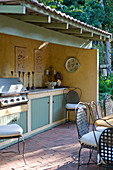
[[102, 36, 110, 42], [0, 5, 26, 14], [25, 2, 111, 40], [59, 28, 82, 34], [0, 15, 92, 48], [74, 31, 93, 38], [36, 23, 69, 29], [7, 14, 51, 23], [104, 37, 110, 42], [81, 32, 93, 37], [88, 35, 102, 41]]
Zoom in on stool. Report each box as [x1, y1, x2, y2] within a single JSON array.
[[0, 124, 26, 164]]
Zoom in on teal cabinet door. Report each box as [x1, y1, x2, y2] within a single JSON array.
[[31, 96, 50, 131], [13, 111, 27, 134], [0, 111, 27, 134], [52, 94, 65, 122]]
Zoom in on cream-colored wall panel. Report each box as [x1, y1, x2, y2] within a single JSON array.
[[0, 104, 28, 117]]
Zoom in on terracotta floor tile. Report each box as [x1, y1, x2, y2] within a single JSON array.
[[0, 123, 98, 170]]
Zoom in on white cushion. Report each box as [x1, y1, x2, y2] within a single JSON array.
[[79, 131, 101, 147], [96, 126, 108, 132], [0, 124, 23, 137], [66, 103, 86, 110]]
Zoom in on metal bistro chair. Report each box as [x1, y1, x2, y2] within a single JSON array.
[[90, 101, 107, 132], [63, 87, 86, 127], [76, 102, 101, 169], [104, 95, 113, 116], [96, 100, 105, 118], [0, 124, 26, 164], [97, 127, 113, 170]]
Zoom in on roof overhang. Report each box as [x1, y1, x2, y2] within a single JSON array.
[[0, 0, 112, 42]]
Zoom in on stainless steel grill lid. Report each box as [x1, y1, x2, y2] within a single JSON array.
[[0, 78, 27, 95], [0, 78, 28, 107]]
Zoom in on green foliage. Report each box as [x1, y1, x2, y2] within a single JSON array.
[[93, 43, 113, 100], [38, 0, 63, 9], [37, 0, 113, 32], [103, 0, 113, 32], [99, 74, 113, 100], [56, 0, 106, 29]]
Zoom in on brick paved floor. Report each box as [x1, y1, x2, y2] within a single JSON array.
[[0, 123, 98, 170]]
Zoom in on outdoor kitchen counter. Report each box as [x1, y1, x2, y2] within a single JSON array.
[[27, 87, 67, 134], [28, 87, 67, 94], [0, 88, 66, 149]]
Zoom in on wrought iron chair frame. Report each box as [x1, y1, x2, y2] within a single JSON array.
[[90, 101, 104, 122], [0, 128, 26, 164], [98, 127, 113, 169], [63, 87, 82, 127], [76, 102, 99, 170], [104, 95, 113, 116], [96, 100, 104, 118], [90, 101, 109, 133]]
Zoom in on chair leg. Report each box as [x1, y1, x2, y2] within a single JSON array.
[[78, 146, 82, 170], [98, 166, 100, 170], [65, 110, 68, 124], [67, 111, 70, 128], [87, 149, 93, 164], [21, 136, 26, 165], [18, 137, 20, 154], [65, 110, 70, 128]]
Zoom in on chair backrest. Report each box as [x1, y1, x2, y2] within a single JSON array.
[[63, 87, 82, 104], [96, 100, 104, 118], [90, 101, 104, 124], [99, 127, 113, 167], [76, 106, 89, 138], [90, 101, 98, 123], [104, 96, 113, 116]]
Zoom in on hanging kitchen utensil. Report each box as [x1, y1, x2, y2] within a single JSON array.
[[18, 71, 21, 78], [27, 72, 31, 90], [22, 72, 25, 85], [11, 71, 13, 77], [31, 71, 35, 90]]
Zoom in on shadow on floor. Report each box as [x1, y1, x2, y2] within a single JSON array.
[[0, 123, 98, 170]]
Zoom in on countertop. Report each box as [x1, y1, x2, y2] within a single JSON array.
[[28, 87, 67, 94]]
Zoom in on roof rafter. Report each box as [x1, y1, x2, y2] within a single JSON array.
[[36, 22, 69, 29], [59, 28, 83, 34], [0, 4, 26, 14], [24, 2, 111, 41], [0, 0, 112, 42], [7, 14, 51, 23]]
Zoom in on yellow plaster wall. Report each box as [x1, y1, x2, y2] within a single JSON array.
[[0, 33, 98, 104], [49, 44, 98, 121], [49, 44, 98, 103], [0, 33, 50, 87]]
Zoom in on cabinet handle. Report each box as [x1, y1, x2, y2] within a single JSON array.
[[48, 102, 50, 104], [52, 101, 54, 103], [12, 118, 17, 122]]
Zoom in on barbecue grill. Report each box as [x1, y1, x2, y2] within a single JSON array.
[[0, 78, 29, 107]]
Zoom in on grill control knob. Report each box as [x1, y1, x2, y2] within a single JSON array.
[[22, 97, 25, 100], [10, 99, 14, 102], [16, 98, 20, 101], [4, 100, 8, 103]]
